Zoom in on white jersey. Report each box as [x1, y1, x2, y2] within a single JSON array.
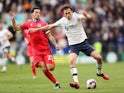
[[53, 12, 87, 45], [0, 29, 12, 48]]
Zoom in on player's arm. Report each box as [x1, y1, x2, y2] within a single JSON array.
[[24, 37, 29, 44], [82, 11, 92, 19], [7, 32, 13, 40], [39, 24, 56, 30], [6, 30, 13, 40], [28, 24, 56, 33], [47, 33, 60, 50], [77, 11, 91, 20], [9, 11, 21, 31], [3, 30, 13, 42]]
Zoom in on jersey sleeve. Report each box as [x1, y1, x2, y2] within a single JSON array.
[[53, 18, 63, 27], [20, 22, 28, 31], [74, 12, 85, 20]]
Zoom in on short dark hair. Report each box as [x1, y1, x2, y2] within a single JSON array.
[[30, 7, 41, 13], [61, 4, 73, 12]]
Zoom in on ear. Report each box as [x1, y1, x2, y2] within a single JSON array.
[[31, 13, 33, 17]]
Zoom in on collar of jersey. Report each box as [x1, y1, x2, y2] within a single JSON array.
[[32, 19, 40, 23]]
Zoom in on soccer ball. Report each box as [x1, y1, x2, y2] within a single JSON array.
[[86, 79, 96, 89]]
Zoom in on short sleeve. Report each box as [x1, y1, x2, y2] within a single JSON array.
[[74, 12, 85, 20], [20, 22, 28, 31], [53, 18, 63, 27]]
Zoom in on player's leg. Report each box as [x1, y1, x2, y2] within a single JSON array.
[[8, 54, 16, 63], [45, 54, 60, 89], [46, 63, 61, 89], [38, 62, 60, 89], [69, 53, 80, 89], [81, 40, 110, 80], [29, 56, 37, 79], [1, 53, 8, 72], [90, 50, 110, 80], [46, 63, 55, 71], [4, 46, 16, 63]]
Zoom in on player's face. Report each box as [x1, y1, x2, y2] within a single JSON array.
[[31, 9, 41, 20], [63, 8, 73, 20]]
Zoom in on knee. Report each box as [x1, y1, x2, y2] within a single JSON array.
[[47, 65, 55, 71], [48, 67, 54, 71], [39, 64, 47, 72], [41, 66, 47, 72]]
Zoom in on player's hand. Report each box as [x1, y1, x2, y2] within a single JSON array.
[[82, 10, 91, 19], [9, 11, 15, 19], [55, 44, 60, 51]]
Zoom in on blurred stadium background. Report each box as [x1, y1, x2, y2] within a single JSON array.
[[0, 0, 124, 64]]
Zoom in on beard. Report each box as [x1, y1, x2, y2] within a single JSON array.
[[35, 17, 40, 21]]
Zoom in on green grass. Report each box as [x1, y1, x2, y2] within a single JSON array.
[[0, 62, 124, 93]]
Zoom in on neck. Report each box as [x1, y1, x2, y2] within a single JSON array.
[[32, 18, 40, 22]]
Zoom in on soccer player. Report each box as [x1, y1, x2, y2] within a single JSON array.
[[0, 23, 14, 72], [28, 5, 110, 89], [9, 7, 60, 89]]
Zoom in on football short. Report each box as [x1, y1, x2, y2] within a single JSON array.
[[33, 50, 54, 67], [27, 44, 33, 57], [3, 46, 10, 54], [69, 39, 94, 56]]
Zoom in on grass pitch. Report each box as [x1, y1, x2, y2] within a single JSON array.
[[0, 62, 124, 93]]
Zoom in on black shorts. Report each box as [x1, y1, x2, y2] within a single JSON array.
[[69, 39, 94, 56], [3, 46, 10, 54]]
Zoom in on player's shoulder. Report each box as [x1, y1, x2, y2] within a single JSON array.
[[39, 19, 48, 26], [38, 19, 46, 23], [57, 17, 66, 23], [2, 28, 9, 32], [73, 12, 79, 17], [24, 20, 32, 24]]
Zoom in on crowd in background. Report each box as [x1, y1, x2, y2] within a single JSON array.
[[0, 0, 124, 61]]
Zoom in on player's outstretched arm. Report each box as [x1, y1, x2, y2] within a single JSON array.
[[9, 11, 21, 31], [28, 24, 56, 33]]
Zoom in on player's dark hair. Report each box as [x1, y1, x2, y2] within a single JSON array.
[[61, 4, 73, 12], [30, 7, 41, 13]]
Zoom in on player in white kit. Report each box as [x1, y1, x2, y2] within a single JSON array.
[[28, 5, 110, 89], [0, 23, 14, 72]]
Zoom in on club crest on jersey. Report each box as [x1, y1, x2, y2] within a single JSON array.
[[37, 24, 42, 27]]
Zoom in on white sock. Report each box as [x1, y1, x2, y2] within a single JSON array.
[[2, 66, 7, 71], [96, 63, 102, 74], [3, 58, 8, 66], [70, 67, 79, 83], [11, 57, 16, 62]]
